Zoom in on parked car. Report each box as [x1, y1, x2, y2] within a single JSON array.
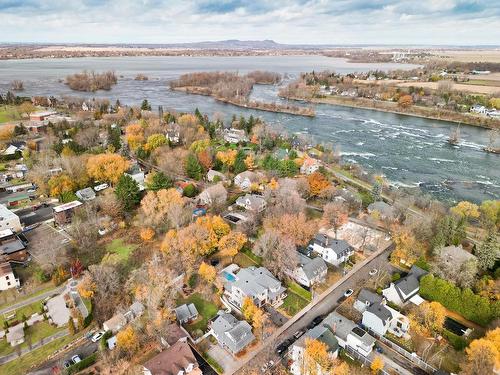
[[275, 339, 293, 355], [63, 360, 72, 369], [308, 315, 324, 329], [369, 269, 378, 276], [343, 289, 354, 298], [91, 331, 105, 343], [293, 329, 305, 339], [71, 355, 82, 363], [94, 183, 109, 192]]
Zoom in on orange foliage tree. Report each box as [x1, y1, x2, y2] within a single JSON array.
[[218, 231, 247, 259], [264, 213, 318, 246], [125, 124, 145, 150], [307, 172, 331, 197], [140, 227, 155, 242], [398, 94, 413, 108], [86, 153, 129, 184]]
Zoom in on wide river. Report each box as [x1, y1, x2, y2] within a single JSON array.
[[0, 56, 498, 203]]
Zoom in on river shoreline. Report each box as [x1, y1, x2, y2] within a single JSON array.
[[283, 95, 500, 130], [172, 87, 316, 117]]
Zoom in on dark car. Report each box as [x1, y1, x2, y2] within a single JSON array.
[[275, 339, 293, 356], [308, 315, 324, 329], [63, 360, 73, 369]]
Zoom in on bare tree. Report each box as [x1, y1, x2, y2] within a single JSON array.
[[254, 230, 298, 280]]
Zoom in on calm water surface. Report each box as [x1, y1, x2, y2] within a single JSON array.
[[0, 56, 498, 203]]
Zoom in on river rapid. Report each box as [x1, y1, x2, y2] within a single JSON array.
[[0, 55, 498, 203]]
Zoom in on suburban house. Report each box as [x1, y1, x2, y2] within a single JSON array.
[[52, 200, 83, 226], [308, 233, 354, 266], [300, 158, 321, 175], [1, 142, 24, 157], [290, 324, 339, 375], [438, 245, 477, 266], [382, 265, 428, 306], [126, 164, 145, 191], [362, 301, 410, 338], [0, 204, 22, 233], [470, 104, 488, 114], [233, 171, 263, 191], [0, 262, 20, 290], [143, 340, 202, 375], [29, 110, 58, 121], [223, 266, 286, 309], [197, 183, 227, 206], [103, 312, 127, 333], [0, 229, 29, 264], [235, 193, 267, 212], [164, 323, 189, 346], [367, 201, 396, 221], [354, 289, 384, 314], [207, 169, 226, 182], [75, 187, 96, 201], [287, 252, 328, 287], [210, 312, 255, 355], [223, 128, 248, 144], [174, 303, 199, 325], [322, 311, 375, 357]]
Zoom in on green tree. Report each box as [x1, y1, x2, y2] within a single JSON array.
[[278, 159, 298, 177], [185, 153, 203, 180], [476, 232, 500, 270], [114, 174, 141, 211], [183, 183, 198, 198], [146, 171, 173, 191], [68, 317, 76, 335], [233, 150, 247, 174], [141, 99, 151, 111]]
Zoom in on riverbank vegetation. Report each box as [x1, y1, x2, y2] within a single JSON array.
[[280, 70, 500, 129], [170, 71, 315, 117], [65, 70, 117, 92]]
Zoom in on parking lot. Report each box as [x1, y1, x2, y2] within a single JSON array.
[[23, 223, 71, 265]]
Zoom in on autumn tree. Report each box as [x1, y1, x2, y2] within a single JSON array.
[[414, 302, 446, 333], [115, 174, 141, 211], [242, 297, 258, 322], [197, 149, 213, 171], [155, 148, 188, 177], [462, 328, 500, 375], [218, 231, 247, 259], [145, 171, 173, 191], [140, 227, 155, 242], [48, 173, 76, 198], [308, 172, 331, 197], [254, 230, 298, 280], [263, 212, 318, 246], [199, 262, 217, 283], [480, 200, 500, 230], [140, 188, 184, 228], [145, 134, 167, 151], [87, 153, 129, 184], [117, 326, 139, 355], [322, 201, 348, 238], [125, 123, 144, 150], [216, 149, 237, 170], [391, 227, 423, 266], [303, 338, 331, 373], [370, 355, 384, 374], [68, 318, 76, 335], [398, 94, 413, 108], [451, 201, 480, 223]]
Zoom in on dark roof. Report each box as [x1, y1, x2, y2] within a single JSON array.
[[164, 324, 188, 346], [357, 289, 383, 306], [366, 303, 392, 323], [394, 274, 420, 300], [409, 265, 428, 280], [312, 234, 352, 255], [143, 341, 198, 375]]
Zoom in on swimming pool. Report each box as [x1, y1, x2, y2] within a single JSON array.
[[222, 271, 236, 282]]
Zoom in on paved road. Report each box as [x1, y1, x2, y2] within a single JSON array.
[[28, 339, 98, 375], [233, 244, 394, 374]]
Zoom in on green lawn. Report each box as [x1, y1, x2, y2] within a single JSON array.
[[0, 106, 20, 123], [240, 248, 262, 266], [176, 293, 219, 337], [286, 281, 312, 301], [103, 239, 137, 262], [1, 301, 44, 327], [0, 332, 81, 375], [0, 284, 57, 314], [281, 292, 309, 316], [234, 252, 258, 268]]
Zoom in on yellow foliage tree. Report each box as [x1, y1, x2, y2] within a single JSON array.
[[252, 308, 264, 331], [391, 228, 423, 266], [77, 274, 96, 299], [48, 174, 76, 197], [462, 328, 500, 375], [242, 297, 258, 322], [145, 134, 167, 151], [218, 231, 247, 259], [304, 338, 330, 372], [419, 301, 446, 333], [0, 124, 15, 141], [216, 149, 237, 168], [244, 154, 256, 170], [268, 178, 279, 190], [307, 172, 331, 197], [140, 227, 155, 242], [125, 124, 145, 150], [199, 262, 217, 283], [451, 201, 480, 221], [86, 153, 129, 184], [177, 114, 198, 128], [116, 326, 139, 353], [370, 355, 384, 374]]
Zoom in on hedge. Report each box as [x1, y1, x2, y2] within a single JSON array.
[[66, 352, 98, 375], [443, 329, 468, 351], [420, 274, 500, 326]]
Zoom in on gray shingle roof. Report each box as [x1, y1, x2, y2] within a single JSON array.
[[368, 201, 395, 218], [229, 266, 285, 300], [295, 324, 339, 353], [312, 234, 353, 255], [211, 313, 255, 354], [298, 253, 328, 280], [394, 265, 428, 301], [357, 289, 383, 306], [175, 303, 198, 323], [322, 311, 375, 348], [366, 303, 392, 323]]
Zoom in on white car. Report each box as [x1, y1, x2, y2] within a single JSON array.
[[71, 355, 82, 363], [343, 289, 354, 298], [369, 269, 378, 276], [91, 331, 105, 343], [94, 183, 109, 192]]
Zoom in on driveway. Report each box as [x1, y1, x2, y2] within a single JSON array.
[[207, 343, 241, 374], [46, 293, 70, 327], [263, 305, 288, 327]]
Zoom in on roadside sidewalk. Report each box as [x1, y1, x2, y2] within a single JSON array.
[[0, 285, 66, 315]]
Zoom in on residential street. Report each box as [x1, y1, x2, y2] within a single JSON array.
[[0, 285, 65, 315], [232, 244, 396, 374]]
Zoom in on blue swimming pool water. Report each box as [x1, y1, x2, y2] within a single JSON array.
[[223, 271, 236, 282]]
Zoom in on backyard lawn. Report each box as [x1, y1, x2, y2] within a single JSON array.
[[0, 321, 65, 356], [176, 293, 219, 337], [281, 282, 311, 317], [0, 106, 20, 123], [0, 300, 44, 327], [102, 239, 137, 263]]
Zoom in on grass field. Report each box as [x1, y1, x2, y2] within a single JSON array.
[[0, 300, 44, 327], [176, 293, 218, 336], [0, 321, 65, 356], [102, 239, 137, 263], [0, 106, 20, 123], [281, 292, 309, 316]]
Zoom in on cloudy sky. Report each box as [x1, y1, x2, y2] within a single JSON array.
[[1, 0, 499, 45]]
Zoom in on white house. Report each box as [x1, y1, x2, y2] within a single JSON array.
[[210, 312, 255, 355], [300, 158, 321, 175], [290, 324, 339, 375], [223, 128, 248, 144], [308, 233, 354, 266], [233, 171, 263, 191], [235, 194, 267, 212], [0, 204, 22, 233], [354, 289, 384, 314], [223, 266, 286, 309], [287, 253, 328, 287], [0, 262, 20, 291], [322, 311, 375, 357], [361, 301, 410, 338], [470, 105, 487, 114], [382, 265, 428, 306]]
